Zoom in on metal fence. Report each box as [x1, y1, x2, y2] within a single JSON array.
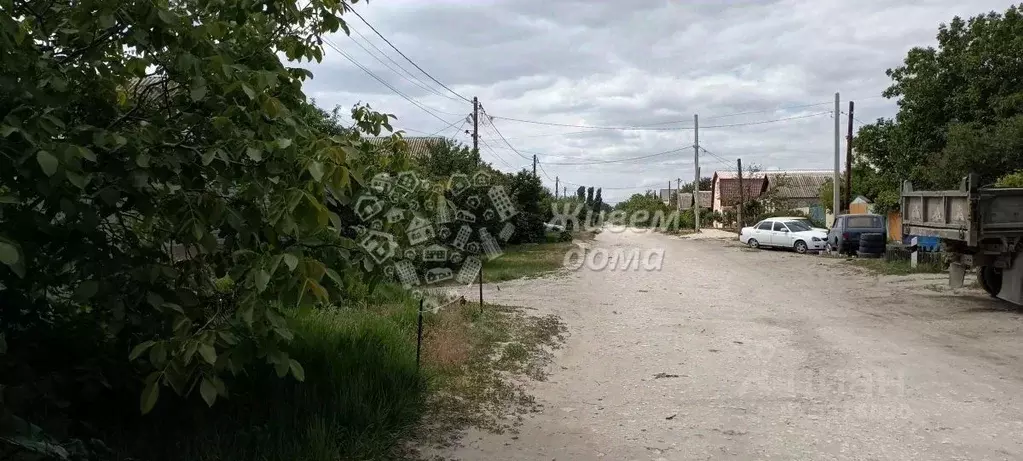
[[883, 245, 946, 266]]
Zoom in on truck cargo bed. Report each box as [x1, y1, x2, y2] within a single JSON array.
[[901, 173, 1023, 247]]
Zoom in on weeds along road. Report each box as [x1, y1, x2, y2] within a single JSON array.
[[431, 227, 1023, 460]]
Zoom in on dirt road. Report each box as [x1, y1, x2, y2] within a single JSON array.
[[433, 228, 1023, 460]]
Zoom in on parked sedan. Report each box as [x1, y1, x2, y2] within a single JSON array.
[[740, 219, 828, 254], [770, 216, 828, 233]]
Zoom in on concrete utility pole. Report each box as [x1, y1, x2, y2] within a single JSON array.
[[555, 176, 559, 198], [472, 96, 479, 167], [737, 158, 744, 234], [676, 178, 681, 211], [667, 181, 671, 205], [833, 92, 840, 219], [563, 186, 566, 198], [845, 100, 855, 212], [693, 114, 700, 232], [532, 154, 537, 177]]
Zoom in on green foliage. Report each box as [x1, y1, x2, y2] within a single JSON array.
[[996, 170, 1023, 187], [0, 0, 405, 433], [677, 177, 713, 193], [856, 4, 1023, 202], [575, 186, 585, 201], [506, 170, 552, 244], [414, 138, 481, 180]]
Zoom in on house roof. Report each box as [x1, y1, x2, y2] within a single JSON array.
[[764, 171, 832, 199], [716, 177, 767, 206], [674, 191, 711, 209], [364, 136, 445, 159]]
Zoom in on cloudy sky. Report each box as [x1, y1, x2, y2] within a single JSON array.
[[302, 0, 1016, 203]]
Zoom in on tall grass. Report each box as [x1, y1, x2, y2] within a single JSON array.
[[98, 291, 427, 461]]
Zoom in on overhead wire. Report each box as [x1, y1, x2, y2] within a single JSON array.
[[348, 7, 473, 103], [346, 26, 462, 103], [323, 38, 458, 126], [495, 111, 832, 140]]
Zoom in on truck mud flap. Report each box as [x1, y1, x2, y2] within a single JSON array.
[[995, 252, 1023, 306]]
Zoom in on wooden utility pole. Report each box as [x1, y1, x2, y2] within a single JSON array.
[[693, 114, 700, 232], [532, 154, 537, 177], [667, 181, 671, 205], [472, 97, 479, 167], [845, 100, 854, 212], [737, 158, 744, 234], [833, 92, 840, 218], [563, 186, 566, 198], [555, 176, 559, 198]]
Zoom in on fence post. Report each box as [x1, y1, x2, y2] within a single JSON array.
[[416, 298, 424, 374], [910, 236, 919, 269]]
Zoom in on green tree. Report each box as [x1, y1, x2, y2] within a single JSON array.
[[0, 0, 393, 416], [414, 138, 482, 179], [678, 177, 713, 193], [576, 186, 585, 201], [996, 170, 1023, 187], [594, 188, 603, 211], [586, 186, 594, 205], [856, 4, 1023, 200]]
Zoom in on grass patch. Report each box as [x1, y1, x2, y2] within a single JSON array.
[[101, 290, 427, 461], [849, 258, 945, 275], [483, 241, 575, 282], [411, 303, 566, 453], [7, 275, 565, 461], [482, 231, 597, 283]]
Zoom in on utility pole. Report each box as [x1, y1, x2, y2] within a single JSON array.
[[555, 176, 559, 198], [845, 100, 854, 213], [563, 186, 566, 198], [693, 114, 700, 232], [532, 154, 537, 177], [833, 92, 840, 219], [473, 96, 482, 308], [472, 97, 479, 167], [737, 158, 744, 234], [676, 178, 681, 211], [667, 181, 671, 205]]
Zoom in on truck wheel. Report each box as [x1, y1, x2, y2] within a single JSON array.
[[978, 266, 1003, 297]]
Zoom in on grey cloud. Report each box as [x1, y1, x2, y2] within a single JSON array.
[[302, 0, 1018, 203]]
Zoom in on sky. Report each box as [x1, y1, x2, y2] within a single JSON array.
[[302, 0, 1017, 203]]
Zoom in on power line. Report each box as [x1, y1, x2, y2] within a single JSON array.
[[538, 147, 687, 166], [346, 27, 462, 103], [478, 106, 533, 161], [349, 8, 472, 103], [495, 112, 832, 140], [478, 139, 517, 170], [323, 38, 456, 126]]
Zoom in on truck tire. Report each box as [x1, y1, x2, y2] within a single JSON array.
[[978, 266, 1003, 298]]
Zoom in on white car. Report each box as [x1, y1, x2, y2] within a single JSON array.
[[770, 216, 828, 233], [740, 218, 828, 254]]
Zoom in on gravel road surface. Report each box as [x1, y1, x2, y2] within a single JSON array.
[[432, 228, 1023, 460]]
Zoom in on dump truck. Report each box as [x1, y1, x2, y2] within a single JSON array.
[[901, 173, 1023, 305]]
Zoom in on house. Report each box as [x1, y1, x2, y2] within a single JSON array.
[[710, 172, 768, 215], [762, 171, 832, 210]]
